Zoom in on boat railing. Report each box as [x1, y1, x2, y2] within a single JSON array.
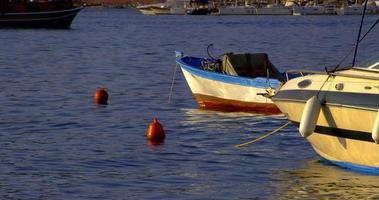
[[285, 68, 379, 81], [284, 69, 327, 81]]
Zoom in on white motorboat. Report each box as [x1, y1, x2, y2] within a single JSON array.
[[272, 56, 379, 172], [255, 4, 293, 15], [215, 6, 256, 15], [137, 2, 171, 15], [336, 4, 364, 15], [271, 1, 379, 173], [293, 5, 325, 15]]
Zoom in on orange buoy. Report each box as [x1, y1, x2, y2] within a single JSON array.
[[94, 88, 108, 105], [147, 118, 165, 143]]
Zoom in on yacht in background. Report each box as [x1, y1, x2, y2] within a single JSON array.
[[292, 0, 325, 15], [255, 3, 293, 15], [215, 5, 256, 15], [137, 0, 186, 15], [337, 0, 377, 15], [185, 0, 211, 15], [137, 2, 170, 15], [171, 0, 187, 14], [213, 0, 255, 15]]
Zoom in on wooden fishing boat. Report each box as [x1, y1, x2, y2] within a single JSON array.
[[0, 0, 83, 28], [175, 51, 287, 114]]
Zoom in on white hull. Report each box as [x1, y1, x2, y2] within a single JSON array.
[[138, 8, 156, 15], [171, 7, 186, 14], [273, 69, 379, 169], [255, 6, 292, 15], [336, 5, 363, 15], [182, 68, 273, 104], [180, 66, 280, 113], [293, 6, 325, 15], [216, 6, 255, 15]]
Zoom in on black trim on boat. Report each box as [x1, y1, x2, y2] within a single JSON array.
[[291, 121, 374, 143], [273, 90, 379, 110]]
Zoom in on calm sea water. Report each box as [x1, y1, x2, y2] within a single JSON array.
[[1, 8, 379, 199]]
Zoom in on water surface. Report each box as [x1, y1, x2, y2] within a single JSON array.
[[1, 8, 379, 199]]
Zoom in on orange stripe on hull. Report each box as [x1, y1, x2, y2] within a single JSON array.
[[194, 94, 281, 114]]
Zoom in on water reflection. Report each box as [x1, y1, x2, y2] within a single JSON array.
[[181, 108, 286, 127], [275, 159, 379, 199]]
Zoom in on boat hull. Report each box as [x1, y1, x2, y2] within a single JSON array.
[[0, 6, 83, 28], [272, 69, 379, 171], [293, 6, 324, 15], [178, 56, 281, 114], [255, 7, 292, 15], [215, 7, 255, 15]]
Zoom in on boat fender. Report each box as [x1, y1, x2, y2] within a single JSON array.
[[371, 110, 379, 144], [299, 96, 321, 138]]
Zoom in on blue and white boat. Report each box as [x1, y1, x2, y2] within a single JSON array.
[[175, 51, 287, 114]]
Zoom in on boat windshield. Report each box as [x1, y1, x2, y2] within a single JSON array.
[[356, 54, 379, 70]]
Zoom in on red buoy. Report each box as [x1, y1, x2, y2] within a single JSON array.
[[147, 118, 165, 143], [94, 88, 108, 105]]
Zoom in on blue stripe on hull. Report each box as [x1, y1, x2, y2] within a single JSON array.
[[325, 159, 379, 175], [176, 56, 281, 89]]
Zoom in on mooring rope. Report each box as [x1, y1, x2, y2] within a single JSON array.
[[168, 63, 179, 103], [334, 18, 379, 71], [352, 0, 369, 66], [235, 121, 291, 148]]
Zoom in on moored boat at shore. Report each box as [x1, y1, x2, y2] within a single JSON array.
[[176, 51, 288, 114], [272, 59, 379, 172], [0, 0, 83, 28], [137, 2, 171, 15]]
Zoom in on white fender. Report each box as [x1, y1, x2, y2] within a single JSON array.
[[299, 96, 321, 138], [372, 110, 379, 144]]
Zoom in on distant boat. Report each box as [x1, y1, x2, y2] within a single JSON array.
[[255, 4, 293, 15], [292, 0, 325, 15], [137, 2, 171, 15], [185, 0, 210, 15], [170, 0, 187, 14], [336, 1, 377, 15], [137, 0, 187, 15], [211, 0, 255, 15], [0, 0, 83, 28], [292, 5, 325, 15], [337, 3, 364, 15], [176, 51, 289, 114], [213, 5, 255, 15]]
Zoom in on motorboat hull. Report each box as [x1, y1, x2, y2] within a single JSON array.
[[215, 6, 255, 15], [272, 69, 379, 171], [255, 7, 292, 15], [177, 55, 282, 114], [0, 6, 83, 28], [293, 6, 325, 15]]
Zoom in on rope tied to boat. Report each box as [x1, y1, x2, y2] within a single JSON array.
[[235, 121, 291, 148], [168, 63, 179, 103]]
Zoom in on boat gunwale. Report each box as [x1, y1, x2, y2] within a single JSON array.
[[176, 56, 281, 89], [286, 68, 379, 81], [272, 97, 378, 112], [2, 6, 84, 16]]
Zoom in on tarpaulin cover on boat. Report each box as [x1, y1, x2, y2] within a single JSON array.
[[222, 53, 285, 82]]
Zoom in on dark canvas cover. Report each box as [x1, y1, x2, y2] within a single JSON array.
[[221, 53, 285, 82]]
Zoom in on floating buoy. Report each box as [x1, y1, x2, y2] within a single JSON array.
[[94, 88, 108, 105], [299, 96, 321, 138], [372, 110, 379, 144], [147, 118, 165, 143]]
